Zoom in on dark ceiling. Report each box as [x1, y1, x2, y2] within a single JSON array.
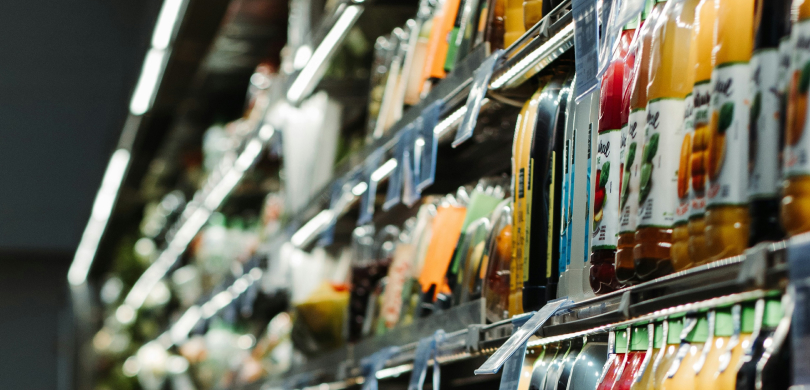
[[0, 0, 164, 253]]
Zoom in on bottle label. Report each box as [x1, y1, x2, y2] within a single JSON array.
[[584, 123, 594, 263], [638, 98, 686, 228], [592, 129, 621, 249], [749, 49, 781, 199], [689, 82, 711, 218], [676, 93, 695, 226], [706, 63, 750, 207], [778, 38, 791, 179], [620, 110, 644, 234], [785, 19, 810, 177]]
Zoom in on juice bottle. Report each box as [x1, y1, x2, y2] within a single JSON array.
[[754, 301, 791, 390], [544, 340, 570, 390], [748, 0, 791, 245], [557, 79, 576, 298], [649, 318, 683, 390], [420, 0, 460, 95], [404, 2, 435, 105], [694, 309, 733, 390], [703, 0, 756, 262], [635, 0, 693, 281], [617, 1, 659, 285], [714, 303, 757, 389], [530, 343, 559, 390], [555, 337, 584, 390], [613, 326, 649, 390], [418, 203, 467, 310], [523, 0, 542, 30], [686, 0, 716, 266], [671, 0, 701, 271], [659, 314, 708, 390], [782, 0, 810, 236], [592, 23, 636, 295], [524, 71, 573, 311], [504, 0, 525, 47], [483, 201, 513, 322], [569, 337, 609, 390], [630, 323, 661, 390], [596, 330, 628, 390], [734, 300, 783, 390]]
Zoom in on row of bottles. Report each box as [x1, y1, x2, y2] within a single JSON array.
[[516, 297, 792, 390]]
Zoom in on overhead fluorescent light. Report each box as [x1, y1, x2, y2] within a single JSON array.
[[68, 149, 131, 286], [130, 48, 168, 115], [151, 0, 187, 50], [287, 5, 363, 103]]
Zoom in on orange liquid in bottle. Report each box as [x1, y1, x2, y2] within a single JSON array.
[[685, 0, 716, 267], [703, 0, 755, 262], [694, 309, 733, 390], [617, 2, 662, 285], [660, 315, 708, 390], [635, 0, 694, 281], [714, 304, 756, 390], [504, 0, 526, 47], [649, 319, 682, 390], [782, 0, 810, 235]]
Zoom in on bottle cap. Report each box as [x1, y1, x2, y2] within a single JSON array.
[[654, 322, 665, 349], [763, 300, 783, 328], [742, 303, 756, 333], [616, 329, 629, 353], [667, 318, 683, 345], [686, 315, 709, 343], [715, 309, 733, 337], [630, 326, 650, 351]]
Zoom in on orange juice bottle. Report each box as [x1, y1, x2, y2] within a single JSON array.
[[635, 0, 694, 282], [617, 0, 662, 285], [703, 0, 756, 262], [781, 0, 810, 235], [504, 0, 525, 47], [629, 322, 661, 390], [747, 0, 791, 244], [649, 317, 683, 390], [523, 0, 543, 30], [671, 0, 701, 272], [659, 314, 707, 390], [693, 309, 733, 390], [685, 0, 716, 266], [714, 303, 757, 389]]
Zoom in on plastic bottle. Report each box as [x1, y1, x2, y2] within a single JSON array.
[[530, 343, 560, 390], [649, 318, 683, 390], [592, 23, 635, 295], [634, 0, 691, 282], [671, 0, 701, 271], [597, 330, 628, 390], [781, 0, 810, 236], [685, 0, 716, 266], [703, 0, 756, 262], [630, 323, 661, 390], [734, 300, 783, 390], [568, 337, 609, 390], [659, 315, 707, 390], [504, 0, 525, 47], [748, 0, 791, 245], [523, 72, 573, 311], [617, 1, 658, 285], [557, 75, 577, 299], [694, 309, 733, 390], [483, 202, 514, 322], [523, 0, 542, 30], [613, 326, 649, 390], [714, 303, 757, 389]]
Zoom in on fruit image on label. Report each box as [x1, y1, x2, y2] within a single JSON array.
[[690, 83, 711, 217], [638, 99, 685, 228], [676, 133, 692, 218], [706, 64, 750, 206], [592, 129, 621, 249]]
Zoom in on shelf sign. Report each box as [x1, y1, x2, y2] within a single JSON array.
[[361, 346, 401, 390], [402, 124, 422, 207], [358, 149, 384, 225], [453, 50, 504, 148], [497, 341, 527, 390], [408, 330, 446, 390], [572, 0, 599, 102], [385, 122, 415, 211], [319, 177, 347, 246], [417, 100, 444, 192], [475, 298, 568, 375]]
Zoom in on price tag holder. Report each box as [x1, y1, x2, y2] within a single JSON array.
[[402, 124, 422, 207], [417, 100, 444, 191], [475, 298, 569, 374], [319, 178, 347, 246], [358, 150, 384, 225], [572, 0, 599, 102], [385, 123, 415, 211], [408, 330, 446, 390], [361, 346, 401, 390], [497, 342, 527, 390], [452, 50, 504, 148]]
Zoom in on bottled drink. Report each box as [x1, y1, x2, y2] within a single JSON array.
[[568, 337, 608, 390], [596, 331, 629, 390], [694, 309, 733, 390], [660, 314, 707, 390], [735, 300, 784, 390], [781, 0, 810, 236], [592, 23, 635, 294], [703, 0, 756, 262], [686, 0, 716, 266], [523, 0, 543, 30], [714, 303, 757, 389], [748, 0, 791, 244], [483, 202, 514, 322], [630, 323, 662, 390], [504, 0, 525, 47], [635, 0, 692, 281], [613, 326, 649, 390], [650, 318, 683, 390], [618, 0, 659, 285], [530, 343, 560, 390]]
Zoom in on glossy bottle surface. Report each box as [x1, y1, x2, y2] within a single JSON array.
[[704, 0, 756, 262], [595, 353, 625, 390], [504, 0, 526, 47], [612, 351, 646, 390], [568, 342, 609, 390]]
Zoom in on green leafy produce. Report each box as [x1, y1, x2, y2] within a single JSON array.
[[719, 102, 734, 133], [643, 133, 659, 164], [621, 171, 630, 209], [625, 142, 637, 167], [639, 162, 653, 203], [600, 161, 610, 188]]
